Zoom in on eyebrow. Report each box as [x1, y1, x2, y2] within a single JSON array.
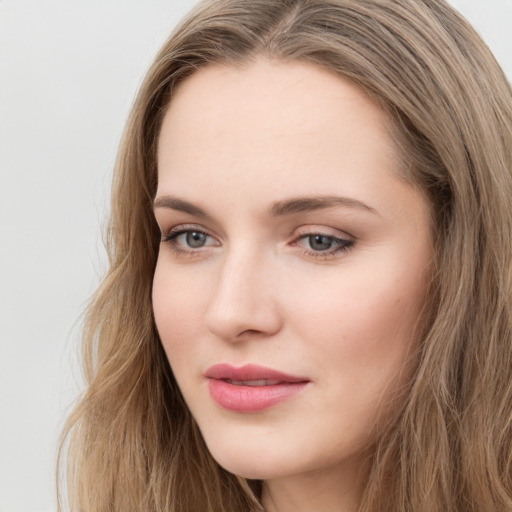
[[153, 194, 378, 217], [270, 195, 378, 216], [153, 195, 209, 217]]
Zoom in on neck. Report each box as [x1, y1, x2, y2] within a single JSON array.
[[261, 457, 367, 512]]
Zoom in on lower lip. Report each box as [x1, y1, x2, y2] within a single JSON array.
[[208, 379, 308, 413]]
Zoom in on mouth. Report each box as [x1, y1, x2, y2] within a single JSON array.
[[205, 364, 310, 413], [205, 363, 308, 383], [223, 379, 282, 386]]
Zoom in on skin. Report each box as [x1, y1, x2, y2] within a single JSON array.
[[153, 59, 433, 512]]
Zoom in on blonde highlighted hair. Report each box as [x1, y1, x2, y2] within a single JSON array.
[[59, 1, 512, 510]]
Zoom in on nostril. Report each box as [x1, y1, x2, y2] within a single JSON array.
[[240, 329, 263, 337]]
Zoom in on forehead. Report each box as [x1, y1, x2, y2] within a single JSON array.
[[158, 59, 392, 152], [156, 59, 405, 212]]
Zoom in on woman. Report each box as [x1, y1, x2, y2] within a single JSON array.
[[59, 1, 512, 511]]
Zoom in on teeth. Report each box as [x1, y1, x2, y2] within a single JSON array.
[[227, 379, 280, 386]]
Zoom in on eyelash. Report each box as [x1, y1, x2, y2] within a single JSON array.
[[160, 225, 354, 259]]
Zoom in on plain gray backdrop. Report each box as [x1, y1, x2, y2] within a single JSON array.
[[1, 1, 510, 511]]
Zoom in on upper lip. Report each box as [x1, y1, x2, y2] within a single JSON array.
[[205, 363, 309, 383]]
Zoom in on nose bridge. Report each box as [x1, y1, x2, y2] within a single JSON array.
[[205, 242, 281, 342]]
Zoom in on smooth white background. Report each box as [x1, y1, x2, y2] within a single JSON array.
[[0, 1, 510, 511]]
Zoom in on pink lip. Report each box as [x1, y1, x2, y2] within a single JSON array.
[[205, 364, 310, 413]]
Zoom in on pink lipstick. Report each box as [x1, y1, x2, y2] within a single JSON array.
[[205, 364, 309, 413]]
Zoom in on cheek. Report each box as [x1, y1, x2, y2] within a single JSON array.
[[284, 257, 427, 392], [152, 261, 209, 367]]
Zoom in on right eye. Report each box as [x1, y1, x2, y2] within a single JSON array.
[[161, 226, 220, 254], [176, 230, 209, 248]]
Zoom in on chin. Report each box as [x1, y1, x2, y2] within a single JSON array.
[[201, 434, 297, 480]]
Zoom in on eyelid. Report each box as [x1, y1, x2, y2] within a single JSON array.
[[293, 224, 354, 241], [161, 223, 217, 237]]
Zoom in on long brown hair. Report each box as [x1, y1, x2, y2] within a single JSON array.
[[58, 1, 512, 510]]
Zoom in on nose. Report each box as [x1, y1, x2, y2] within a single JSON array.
[[204, 249, 283, 343]]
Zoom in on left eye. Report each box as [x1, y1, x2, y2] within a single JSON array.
[[306, 234, 336, 251], [297, 234, 352, 253]]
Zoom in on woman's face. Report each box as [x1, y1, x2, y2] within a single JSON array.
[[153, 60, 432, 489]]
